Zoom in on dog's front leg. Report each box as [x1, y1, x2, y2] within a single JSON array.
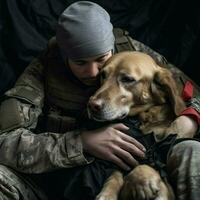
[[95, 170, 124, 200], [119, 164, 174, 200]]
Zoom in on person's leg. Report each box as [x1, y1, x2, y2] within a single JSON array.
[[0, 165, 47, 200], [167, 140, 200, 200]]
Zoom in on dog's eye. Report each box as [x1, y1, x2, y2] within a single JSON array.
[[120, 76, 135, 84]]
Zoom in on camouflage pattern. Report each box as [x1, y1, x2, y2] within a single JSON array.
[[187, 97, 200, 113], [167, 140, 200, 199], [113, 28, 168, 64], [0, 165, 47, 199], [0, 28, 200, 198], [0, 55, 93, 174]]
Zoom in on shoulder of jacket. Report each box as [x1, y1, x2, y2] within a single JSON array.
[[113, 28, 136, 52], [4, 85, 43, 107]]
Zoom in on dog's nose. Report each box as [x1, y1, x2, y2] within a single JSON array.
[[89, 99, 103, 112]]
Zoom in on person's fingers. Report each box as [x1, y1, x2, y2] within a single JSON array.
[[109, 154, 132, 171], [111, 123, 146, 152], [119, 131, 146, 152], [118, 139, 146, 158], [112, 123, 129, 131], [113, 146, 139, 167]]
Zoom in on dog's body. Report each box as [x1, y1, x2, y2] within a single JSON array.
[[87, 51, 186, 200]]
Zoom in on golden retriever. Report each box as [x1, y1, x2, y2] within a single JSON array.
[[87, 51, 186, 200]]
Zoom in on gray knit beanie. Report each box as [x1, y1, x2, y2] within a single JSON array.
[[56, 1, 115, 60]]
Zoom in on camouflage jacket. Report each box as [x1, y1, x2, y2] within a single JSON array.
[[0, 28, 200, 174]]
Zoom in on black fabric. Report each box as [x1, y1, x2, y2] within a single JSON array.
[[28, 160, 118, 200], [0, 0, 199, 95]]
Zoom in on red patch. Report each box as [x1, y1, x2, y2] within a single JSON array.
[[182, 80, 194, 101]]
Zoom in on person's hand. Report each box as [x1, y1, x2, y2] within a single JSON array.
[[165, 115, 198, 138], [81, 123, 146, 171]]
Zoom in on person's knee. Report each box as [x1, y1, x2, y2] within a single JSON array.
[[167, 141, 200, 199], [170, 140, 200, 155], [167, 140, 200, 172], [177, 140, 200, 149]]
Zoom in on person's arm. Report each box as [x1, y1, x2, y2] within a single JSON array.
[[0, 56, 92, 173], [128, 37, 200, 137], [0, 98, 145, 173]]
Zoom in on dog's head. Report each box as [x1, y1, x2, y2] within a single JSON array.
[[87, 51, 185, 122]]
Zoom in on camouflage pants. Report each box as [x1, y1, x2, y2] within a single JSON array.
[[0, 165, 47, 200], [167, 140, 200, 200]]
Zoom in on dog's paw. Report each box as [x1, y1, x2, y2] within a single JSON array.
[[120, 165, 170, 200], [95, 193, 117, 200], [131, 174, 160, 199]]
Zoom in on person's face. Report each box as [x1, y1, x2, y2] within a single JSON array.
[[68, 51, 112, 86]]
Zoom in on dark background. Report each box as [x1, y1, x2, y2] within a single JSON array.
[[0, 0, 199, 95]]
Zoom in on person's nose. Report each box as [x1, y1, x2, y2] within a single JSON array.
[[86, 62, 100, 77]]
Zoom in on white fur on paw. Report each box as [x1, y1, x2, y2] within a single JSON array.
[[155, 196, 168, 200], [95, 193, 117, 200], [130, 177, 161, 199]]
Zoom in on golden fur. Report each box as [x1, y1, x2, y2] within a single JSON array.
[[88, 51, 185, 139], [88, 51, 185, 200]]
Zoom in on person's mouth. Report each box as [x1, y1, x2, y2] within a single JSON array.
[[81, 78, 98, 86]]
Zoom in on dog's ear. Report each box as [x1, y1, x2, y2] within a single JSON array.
[[152, 67, 186, 116]]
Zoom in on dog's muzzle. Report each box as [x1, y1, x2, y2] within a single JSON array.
[[87, 103, 129, 121]]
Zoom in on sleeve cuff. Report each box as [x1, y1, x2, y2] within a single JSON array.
[[65, 130, 94, 166]]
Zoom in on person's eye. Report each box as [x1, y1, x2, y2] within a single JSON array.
[[74, 61, 86, 66], [96, 56, 107, 63]]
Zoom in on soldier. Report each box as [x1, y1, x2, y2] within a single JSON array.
[[0, 1, 200, 200]]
